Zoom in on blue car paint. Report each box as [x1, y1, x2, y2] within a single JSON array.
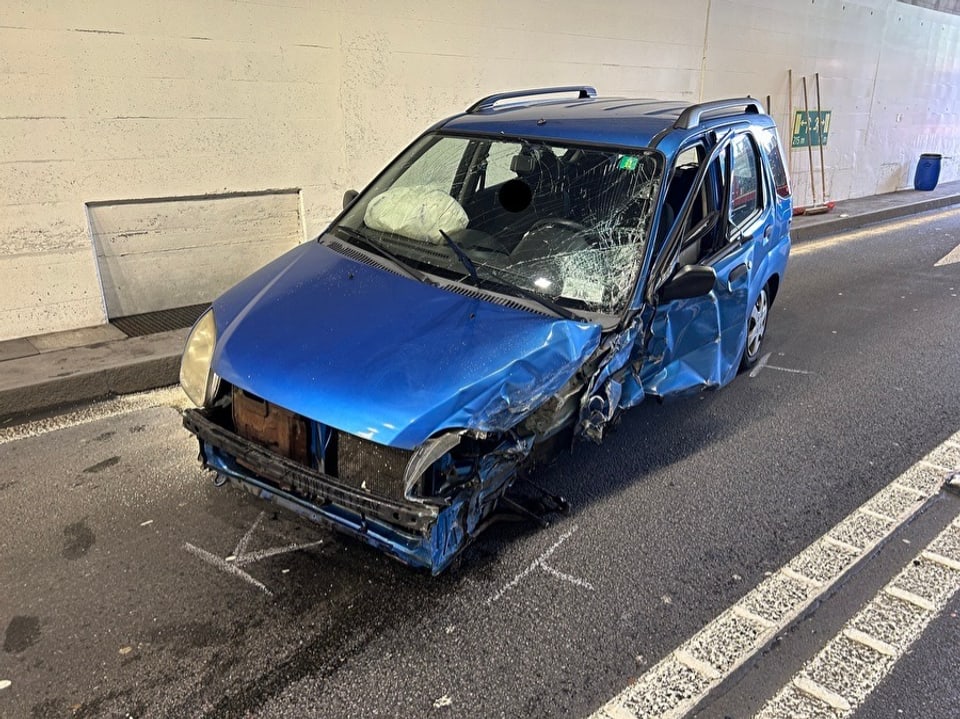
[[199, 423, 530, 573], [202, 442, 463, 571], [210, 241, 603, 450], [184, 93, 792, 573], [638, 124, 792, 396]]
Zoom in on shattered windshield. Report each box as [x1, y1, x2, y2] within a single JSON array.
[[332, 133, 664, 318]]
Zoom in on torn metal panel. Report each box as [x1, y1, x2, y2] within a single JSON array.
[[576, 318, 646, 443], [180, 95, 794, 573], [210, 242, 602, 450]]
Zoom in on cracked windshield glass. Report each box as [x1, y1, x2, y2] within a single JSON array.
[[332, 134, 664, 317]]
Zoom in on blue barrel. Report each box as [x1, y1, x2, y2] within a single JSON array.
[[914, 153, 942, 191]]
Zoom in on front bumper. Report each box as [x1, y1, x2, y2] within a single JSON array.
[[182, 409, 467, 573]]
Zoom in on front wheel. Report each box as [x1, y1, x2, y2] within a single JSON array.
[[740, 285, 769, 370]]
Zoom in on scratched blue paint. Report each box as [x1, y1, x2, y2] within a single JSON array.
[[211, 241, 602, 450], [183, 90, 793, 573]]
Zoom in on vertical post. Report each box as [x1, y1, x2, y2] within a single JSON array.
[[815, 72, 827, 204], [802, 75, 818, 207]]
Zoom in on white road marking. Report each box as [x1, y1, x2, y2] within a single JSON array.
[[883, 585, 935, 612], [486, 525, 594, 604], [590, 430, 960, 719], [934, 241, 960, 266], [0, 385, 189, 444], [757, 515, 960, 717], [842, 627, 896, 657], [184, 542, 274, 597], [792, 206, 960, 257], [923, 549, 960, 572], [749, 353, 813, 378], [184, 511, 324, 596], [791, 675, 852, 712]]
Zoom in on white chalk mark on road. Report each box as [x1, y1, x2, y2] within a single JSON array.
[[487, 525, 594, 604], [184, 511, 324, 595], [184, 542, 274, 597], [749, 353, 814, 378]]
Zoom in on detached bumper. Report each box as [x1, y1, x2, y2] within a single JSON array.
[[182, 409, 467, 573]]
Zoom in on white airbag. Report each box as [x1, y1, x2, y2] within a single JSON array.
[[363, 185, 469, 244]]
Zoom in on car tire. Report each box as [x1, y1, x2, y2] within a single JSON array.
[[740, 284, 770, 371]]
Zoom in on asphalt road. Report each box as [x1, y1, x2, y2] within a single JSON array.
[[2, 208, 960, 718]]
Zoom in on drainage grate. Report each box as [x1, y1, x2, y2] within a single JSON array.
[[111, 303, 210, 337]]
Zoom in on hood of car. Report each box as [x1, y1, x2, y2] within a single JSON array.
[[210, 240, 602, 449]]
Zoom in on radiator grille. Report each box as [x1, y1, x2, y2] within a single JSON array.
[[337, 432, 411, 500]]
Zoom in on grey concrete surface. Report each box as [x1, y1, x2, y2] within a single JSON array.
[[1, 207, 959, 718], [0, 328, 188, 425], [0, 182, 959, 431], [25, 324, 127, 353]]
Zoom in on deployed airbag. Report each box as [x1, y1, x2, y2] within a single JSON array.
[[364, 185, 469, 244]]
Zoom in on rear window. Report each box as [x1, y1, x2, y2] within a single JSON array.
[[759, 127, 790, 199]]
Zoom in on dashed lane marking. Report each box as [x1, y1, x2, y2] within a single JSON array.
[[590, 430, 960, 719], [757, 514, 960, 717]]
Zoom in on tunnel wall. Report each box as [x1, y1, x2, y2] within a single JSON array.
[[2, 0, 958, 339]]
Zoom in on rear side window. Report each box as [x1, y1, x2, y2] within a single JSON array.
[[729, 134, 761, 227], [759, 127, 790, 198]]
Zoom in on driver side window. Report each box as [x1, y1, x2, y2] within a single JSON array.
[[675, 150, 726, 266]]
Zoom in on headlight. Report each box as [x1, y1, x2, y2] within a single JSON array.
[[403, 431, 463, 500], [180, 309, 219, 407]]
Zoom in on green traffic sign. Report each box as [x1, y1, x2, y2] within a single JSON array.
[[791, 110, 831, 148]]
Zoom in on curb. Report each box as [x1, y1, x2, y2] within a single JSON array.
[[3, 194, 960, 424], [791, 192, 960, 243], [0, 329, 187, 425]]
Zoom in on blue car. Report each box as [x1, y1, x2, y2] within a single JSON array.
[[180, 87, 791, 573]]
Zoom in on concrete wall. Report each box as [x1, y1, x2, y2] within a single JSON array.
[[2, 0, 959, 340]]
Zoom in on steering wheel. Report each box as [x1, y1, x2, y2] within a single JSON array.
[[455, 229, 510, 255], [528, 217, 587, 234]]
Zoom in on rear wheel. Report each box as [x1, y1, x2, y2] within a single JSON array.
[[740, 285, 769, 370]]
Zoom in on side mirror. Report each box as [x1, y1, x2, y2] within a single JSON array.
[[659, 264, 717, 302], [343, 189, 359, 209]]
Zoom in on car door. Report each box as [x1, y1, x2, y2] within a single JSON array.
[[640, 129, 766, 396]]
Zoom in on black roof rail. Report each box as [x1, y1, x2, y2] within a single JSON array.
[[466, 86, 597, 113], [674, 97, 763, 130]]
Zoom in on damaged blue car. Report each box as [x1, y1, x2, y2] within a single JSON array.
[[180, 87, 791, 573]]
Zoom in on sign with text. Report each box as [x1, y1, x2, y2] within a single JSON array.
[[791, 110, 831, 147]]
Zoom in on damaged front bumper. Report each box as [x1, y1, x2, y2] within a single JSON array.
[[183, 409, 507, 574]]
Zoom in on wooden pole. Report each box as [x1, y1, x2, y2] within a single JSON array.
[[802, 75, 818, 207], [815, 71, 827, 203]]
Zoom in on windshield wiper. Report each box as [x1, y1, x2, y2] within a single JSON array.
[[438, 229, 479, 285], [331, 226, 431, 285]]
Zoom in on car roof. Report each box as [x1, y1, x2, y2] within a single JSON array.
[[438, 91, 776, 156]]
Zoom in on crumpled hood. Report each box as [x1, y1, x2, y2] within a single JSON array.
[[211, 240, 602, 449]]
